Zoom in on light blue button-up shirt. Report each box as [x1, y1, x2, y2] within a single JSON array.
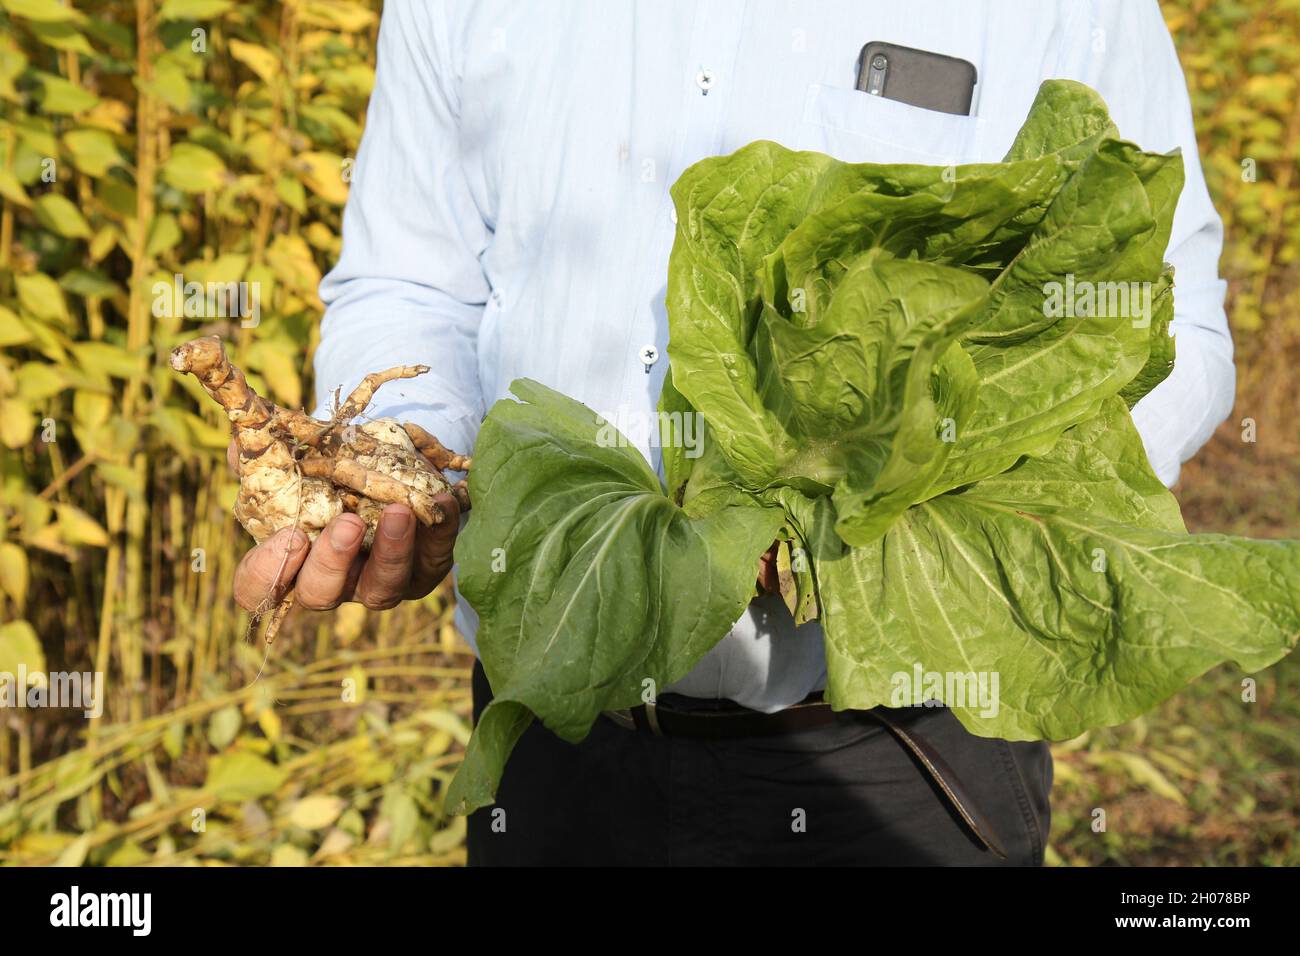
[[315, 0, 1234, 712]]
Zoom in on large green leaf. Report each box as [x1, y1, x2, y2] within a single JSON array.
[[931, 139, 1185, 495], [1002, 79, 1118, 163], [665, 140, 1071, 492], [657, 364, 697, 505], [1119, 267, 1177, 408], [663, 82, 1184, 543], [446, 380, 783, 814], [752, 251, 985, 544], [814, 400, 1299, 740]]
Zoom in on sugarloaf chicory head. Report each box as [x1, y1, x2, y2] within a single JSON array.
[[444, 80, 1298, 815]]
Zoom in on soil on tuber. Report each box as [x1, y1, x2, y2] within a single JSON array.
[[170, 335, 471, 642]]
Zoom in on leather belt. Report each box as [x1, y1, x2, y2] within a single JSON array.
[[602, 695, 1009, 860]]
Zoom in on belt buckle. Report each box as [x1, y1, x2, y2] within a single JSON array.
[[603, 708, 636, 731], [603, 700, 664, 735]]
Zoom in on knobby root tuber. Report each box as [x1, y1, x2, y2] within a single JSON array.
[[170, 335, 471, 643]]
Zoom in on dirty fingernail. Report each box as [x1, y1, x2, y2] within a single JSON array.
[[330, 518, 364, 549], [382, 510, 411, 539]]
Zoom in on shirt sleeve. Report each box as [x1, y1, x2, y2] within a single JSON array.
[[313, 0, 489, 463], [1057, 0, 1236, 486]]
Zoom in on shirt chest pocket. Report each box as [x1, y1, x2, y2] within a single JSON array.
[[795, 83, 986, 166]]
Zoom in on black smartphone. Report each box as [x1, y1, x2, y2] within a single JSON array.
[[855, 41, 978, 116]]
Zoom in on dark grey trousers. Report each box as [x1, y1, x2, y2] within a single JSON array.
[[466, 661, 1052, 866]]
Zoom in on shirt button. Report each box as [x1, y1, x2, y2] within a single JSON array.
[[639, 345, 659, 373], [695, 69, 715, 93]]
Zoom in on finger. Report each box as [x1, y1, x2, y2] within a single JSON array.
[[450, 479, 470, 512], [296, 513, 368, 610], [355, 504, 416, 610], [406, 493, 460, 598], [337, 551, 366, 603], [233, 527, 310, 611]]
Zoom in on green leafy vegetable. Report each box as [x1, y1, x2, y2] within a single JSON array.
[[815, 399, 1300, 740], [445, 381, 783, 814], [446, 79, 1299, 814]]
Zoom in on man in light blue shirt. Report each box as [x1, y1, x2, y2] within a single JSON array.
[[233, 1, 1233, 865]]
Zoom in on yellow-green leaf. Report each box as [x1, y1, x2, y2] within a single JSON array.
[[16, 273, 69, 324], [1101, 753, 1189, 806], [257, 706, 281, 741], [1, 0, 79, 23], [71, 341, 143, 380], [0, 620, 45, 676], [184, 410, 233, 450], [53, 834, 92, 868], [138, 58, 193, 112], [27, 20, 94, 55], [288, 795, 345, 830], [205, 751, 286, 801], [207, 704, 241, 749], [73, 389, 112, 429], [94, 461, 144, 501], [247, 338, 302, 409], [266, 233, 321, 299], [302, 0, 376, 32], [62, 128, 121, 177], [161, 142, 227, 193], [188, 252, 248, 286], [270, 843, 309, 867], [323, 62, 373, 98], [16, 360, 67, 399], [145, 213, 182, 257], [333, 602, 366, 642], [0, 396, 34, 448], [59, 266, 120, 299], [35, 72, 98, 114], [0, 33, 29, 101], [54, 503, 110, 547], [14, 115, 57, 160], [103, 841, 150, 867], [33, 192, 92, 238], [159, 0, 234, 20], [274, 173, 306, 213], [294, 151, 349, 204], [88, 224, 118, 262], [382, 790, 418, 854], [228, 38, 280, 83], [0, 168, 31, 207], [0, 543, 29, 611], [0, 305, 32, 347]]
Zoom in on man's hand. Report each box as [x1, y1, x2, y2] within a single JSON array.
[[227, 440, 460, 613]]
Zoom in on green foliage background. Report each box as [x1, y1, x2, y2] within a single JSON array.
[[0, 0, 1295, 866]]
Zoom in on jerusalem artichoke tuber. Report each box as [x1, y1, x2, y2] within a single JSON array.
[[170, 335, 471, 640]]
